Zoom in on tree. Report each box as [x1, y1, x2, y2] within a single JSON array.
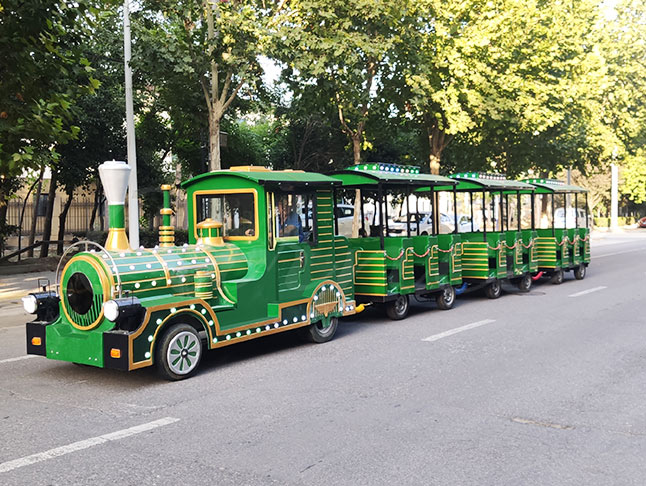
[[275, 0, 403, 165], [136, 0, 288, 172], [0, 0, 100, 227], [393, 0, 607, 175]]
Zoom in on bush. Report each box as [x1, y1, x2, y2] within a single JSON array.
[[593, 217, 609, 227]]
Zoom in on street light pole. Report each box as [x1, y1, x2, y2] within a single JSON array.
[[124, 0, 139, 249]]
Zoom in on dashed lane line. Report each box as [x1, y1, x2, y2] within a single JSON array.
[[423, 319, 496, 342], [594, 247, 646, 259], [0, 417, 180, 474], [568, 286, 607, 298]]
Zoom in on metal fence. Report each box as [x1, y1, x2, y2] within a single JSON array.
[[6, 197, 99, 236]]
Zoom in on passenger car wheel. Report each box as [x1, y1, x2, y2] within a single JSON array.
[[484, 279, 502, 299], [574, 263, 586, 280], [517, 274, 532, 292], [550, 268, 564, 285], [386, 295, 409, 320], [436, 285, 456, 310]]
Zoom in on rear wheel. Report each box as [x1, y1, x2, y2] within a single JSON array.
[[574, 263, 586, 280], [386, 294, 410, 320], [517, 274, 532, 293], [484, 279, 502, 299], [436, 285, 456, 310], [550, 268, 564, 285], [303, 316, 338, 343], [156, 323, 203, 381]]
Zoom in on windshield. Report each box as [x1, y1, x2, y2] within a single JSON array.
[[195, 192, 256, 239]]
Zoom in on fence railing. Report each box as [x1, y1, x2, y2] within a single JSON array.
[[7, 198, 100, 236]]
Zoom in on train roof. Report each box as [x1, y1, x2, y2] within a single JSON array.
[[522, 178, 588, 193], [438, 172, 536, 192], [331, 164, 456, 187], [181, 166, 340, 190]]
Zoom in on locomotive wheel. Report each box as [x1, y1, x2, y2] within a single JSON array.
[[484, 279, 502, 299], [574, 263, 586, 280], [550, 268, 564, 285], [386, 294, 409, 320], [156, 323, 203, 381], [517, 274, 532, 293], [436, 285, 456, 310], [303, 316, 338, 343]]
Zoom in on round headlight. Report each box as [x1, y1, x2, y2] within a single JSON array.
[[22, 295, 38, 314], [103, 300, 120, 322]]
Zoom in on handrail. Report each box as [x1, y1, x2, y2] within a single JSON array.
[[55, 240, 123, 299]]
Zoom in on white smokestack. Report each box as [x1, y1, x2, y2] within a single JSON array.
[[99, 160, 131, 205]]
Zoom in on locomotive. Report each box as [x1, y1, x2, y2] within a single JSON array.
[[24, 161, 358, 380], [23, 162, 590, 380]]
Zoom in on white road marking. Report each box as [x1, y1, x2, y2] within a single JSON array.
[[423, 319, 496, 342], [594, 248, 646, 258], [569, 286, 607, 298], [0, 417, 180, 474], [0, 355, 36, 365]]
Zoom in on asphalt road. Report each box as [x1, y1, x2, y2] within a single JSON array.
[[1, 231, 645, 485]]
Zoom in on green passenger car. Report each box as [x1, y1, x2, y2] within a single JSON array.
[[524, 178, 590, 283], [436, 173, 538, 298], [331, 164, 462, 320], [25, 163, 358, 380]]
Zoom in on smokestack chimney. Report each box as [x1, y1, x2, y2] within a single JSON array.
[[98, 160, 131, 251]]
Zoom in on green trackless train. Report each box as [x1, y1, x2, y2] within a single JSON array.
[[23, 162, 590, 379]]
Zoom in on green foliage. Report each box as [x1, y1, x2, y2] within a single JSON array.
[[0, 1, 103, 181], [274, 0, 405, 162], [620, 150, 646, 204]]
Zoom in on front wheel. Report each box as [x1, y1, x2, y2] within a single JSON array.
[[156, 323, 203, 381], [303, 316, 338, 343], [551, 268, 564, 285], [484, 279, 502, 299], [574, 263, 586, 280], [436, 285, 456, 310], [386, 294, 409, 320], [517, 274, 532, 293]]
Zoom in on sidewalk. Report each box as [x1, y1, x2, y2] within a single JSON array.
[[0, 271, 57, 303]]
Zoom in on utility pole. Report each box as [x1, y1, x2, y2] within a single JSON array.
[[610, 163, 618, 231], [124, 0, 139, 248]]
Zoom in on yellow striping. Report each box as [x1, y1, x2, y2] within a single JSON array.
[[278, 257, 301, 263]]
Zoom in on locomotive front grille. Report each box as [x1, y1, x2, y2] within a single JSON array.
[[61, 255, 112, 331]]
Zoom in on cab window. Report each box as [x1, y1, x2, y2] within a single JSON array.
[[196, 192, 256, 239]]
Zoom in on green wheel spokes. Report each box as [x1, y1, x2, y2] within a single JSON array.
[[166, 330, 201, 376]]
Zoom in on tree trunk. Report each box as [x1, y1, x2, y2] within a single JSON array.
[[57, 191, 73, 255], [209, 114, 221, 172], [27, 168, 45, 257], [351, 134, 361, 164], [424, 114, 452, 175], [0, 188, 7, 257], [89, 186, 100, 231], [428, 153, 441, 176], [40, 171, 58, 257]]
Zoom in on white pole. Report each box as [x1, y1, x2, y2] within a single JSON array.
[[610, 163, 618, 230], [124, 0, 139, 249]]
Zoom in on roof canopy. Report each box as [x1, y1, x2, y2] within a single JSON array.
[[523, 178, 587, 194], [331, 163, 456, 188], [182, 166, 340, 190]]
